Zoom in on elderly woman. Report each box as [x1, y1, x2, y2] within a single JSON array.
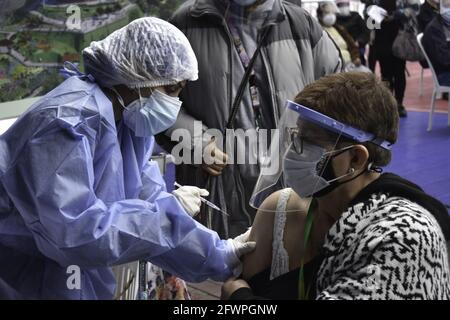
[[222, 72, 450, 300], [317, 2, 370, 73]]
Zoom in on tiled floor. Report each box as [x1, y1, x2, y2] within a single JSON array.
[[187, 280, 222, 300], [384, 62, 450, 207], [402, 62, 449, 113]]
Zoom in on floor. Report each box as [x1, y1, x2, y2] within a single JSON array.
[[187, 280, 222, 300], [385, 62, 450, 207]]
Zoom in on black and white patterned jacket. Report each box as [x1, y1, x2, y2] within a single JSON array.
[[317, 192, 450, 299]]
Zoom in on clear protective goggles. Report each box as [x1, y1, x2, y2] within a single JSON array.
[[248, 100, 392, 212]]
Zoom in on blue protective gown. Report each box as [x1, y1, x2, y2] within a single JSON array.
[[0, 76, 235, 299]]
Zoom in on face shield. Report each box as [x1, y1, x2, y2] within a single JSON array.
[[249, 101, 392, 212]]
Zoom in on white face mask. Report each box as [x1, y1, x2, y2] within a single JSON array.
[[282, 143, 355, 198], [233, 0, 258, 6], [283, 143, 329, 198], [121, 89, 182, 137], [322, 13, 337, 27]]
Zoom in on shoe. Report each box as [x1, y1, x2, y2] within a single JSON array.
[[398, 105, 407, 118]]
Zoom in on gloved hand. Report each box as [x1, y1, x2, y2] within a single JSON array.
[[173, 185, 209, 217], [227, 228, 256, 276]]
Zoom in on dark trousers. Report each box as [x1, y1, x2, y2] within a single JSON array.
[[368, 45, 377, 72], [378, 53, 406, 106], [437, 72, 450, 86]]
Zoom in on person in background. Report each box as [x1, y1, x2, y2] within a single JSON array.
[[422, 0, 450, 87], [416, 0, 440, 71], [418, 0, 440, 32], [159, 0, 341, 239], [360, 0, 380, 72], [373, 0, 420, 118], [336, 0, 370, 65], [0, 17, 255, 300], [221, 72, 450, 300], [317, 2, 370, 72]]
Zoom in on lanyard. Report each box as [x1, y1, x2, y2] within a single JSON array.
[[226, 16, 265, 130], [298, 198, 317, 300]]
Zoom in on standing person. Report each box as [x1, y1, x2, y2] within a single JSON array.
[[317, 1, 370, 72], [360, 0, 380, 72], [417, 0, 440, 70], [418, 0, 441, 32], [336, 0, 371, 65], [161, 0, 341, 239], [374, 0, 420, 118], [0, 17, 255, 300]]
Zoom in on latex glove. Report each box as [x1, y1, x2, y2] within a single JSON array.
[[227, 228, 256, 276], [233, 227, 252, 243], [173, 185, 209, 217]]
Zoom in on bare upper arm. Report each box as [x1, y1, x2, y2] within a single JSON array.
[[241, 189, 310, 281]]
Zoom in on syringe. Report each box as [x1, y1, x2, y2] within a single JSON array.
[[174, 182, 230, 216]]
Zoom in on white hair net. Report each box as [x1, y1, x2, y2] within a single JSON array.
[[82, 17, 198, 89]]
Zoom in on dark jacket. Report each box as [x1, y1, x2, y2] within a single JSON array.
[[423, 16, 450, 77], [374, 0, 419, 56], [336, 11, 370, 46], [418, 0, 439, 33]]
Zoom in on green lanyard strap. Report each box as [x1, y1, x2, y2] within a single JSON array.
[[298, 198, 317, 300]]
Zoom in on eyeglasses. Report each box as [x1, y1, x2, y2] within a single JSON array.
[[286, 127, 304, 154], [286, 127, 333, 154]]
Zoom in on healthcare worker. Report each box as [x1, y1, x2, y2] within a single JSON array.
[[0, 17, 255, 299]]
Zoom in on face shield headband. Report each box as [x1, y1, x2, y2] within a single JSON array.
[[285, 101, 393, 151], [283, 101, 392, 198]]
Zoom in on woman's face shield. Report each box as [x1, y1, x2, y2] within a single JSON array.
[[249, 101, 392, 212]]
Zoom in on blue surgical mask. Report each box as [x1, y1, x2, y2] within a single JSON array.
[[122, 89, 182, 137]]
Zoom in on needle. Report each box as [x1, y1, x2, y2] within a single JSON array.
[[174, 182, 230, 216]]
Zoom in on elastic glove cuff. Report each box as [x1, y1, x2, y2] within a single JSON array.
[[226, 239, 242, 276]]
